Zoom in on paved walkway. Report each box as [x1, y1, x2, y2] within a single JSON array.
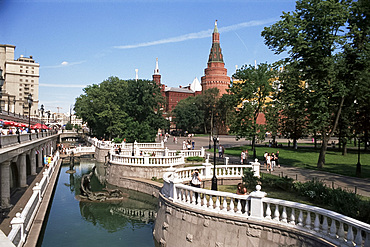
[[162, 135, 370, 198]]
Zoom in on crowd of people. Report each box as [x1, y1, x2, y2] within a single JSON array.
[[182, 139, 195, 150]]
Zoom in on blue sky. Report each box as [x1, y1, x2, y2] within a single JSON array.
[[0, 0, 296, 114]]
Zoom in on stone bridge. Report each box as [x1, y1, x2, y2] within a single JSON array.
[[0, 131, 60, 209]]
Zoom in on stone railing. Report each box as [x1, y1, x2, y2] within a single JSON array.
[[0, 130, 58, 148], [65, 146, 95, 155], [110, 154, 185, 167], [161, 167, 370, 247], [7, 151, 60, 247]]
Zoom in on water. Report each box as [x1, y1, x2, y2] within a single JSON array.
[[37, 159, 158, 247]]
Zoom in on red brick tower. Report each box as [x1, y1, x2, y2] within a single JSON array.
[[201, 20, 230, 96]]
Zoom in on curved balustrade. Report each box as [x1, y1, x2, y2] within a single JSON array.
[[8, 152, 60, 247], [262, 197, 370, 246], [161, 167, 370, 247], [110, 154, 185, 167]]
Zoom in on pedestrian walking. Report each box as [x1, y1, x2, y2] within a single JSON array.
[[240, 150, 246, 164]]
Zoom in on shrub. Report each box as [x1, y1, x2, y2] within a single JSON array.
[[242, 168, 259, 190], [186, 156, 204, 162]]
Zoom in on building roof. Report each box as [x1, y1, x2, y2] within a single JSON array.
[[164, 87, 195, 93], [189, 77, 202, 92]]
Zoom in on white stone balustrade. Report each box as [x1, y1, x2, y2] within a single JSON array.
[[8, 152, 60, 247], [110, 154, 185, 167], [161, 167, 370, 247]]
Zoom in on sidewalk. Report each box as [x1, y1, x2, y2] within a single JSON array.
[[162, 135, 370, 198]]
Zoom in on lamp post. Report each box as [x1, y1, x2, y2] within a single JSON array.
[[354, 100, 361, 177], [40, 104, 44, 136], [0, 68, 5, 113], [211, 135, 219, 191], [132, 140, 135, 156], [13, 97, 16, 114], [27, 94, 33, 140]]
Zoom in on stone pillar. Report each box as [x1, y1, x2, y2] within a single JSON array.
[[30, 149, 37, 175], [249, 185, 267, 221], [18, 153, 27, 188], [37, 147, 43, 168], [1, 160, 12, 208]]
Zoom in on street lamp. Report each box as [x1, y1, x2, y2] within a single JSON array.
[[40, 104, 44, 136], [354, 100, 361, 177], [211, 135, 219, 191], [27, 94, 33, 140], [0, 68, 5, 113], [13, 97, 16, 114]]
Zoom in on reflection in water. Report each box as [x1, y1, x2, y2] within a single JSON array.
[[37, 159, 157, 247]]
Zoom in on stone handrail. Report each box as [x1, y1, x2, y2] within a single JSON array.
[[262, 197, 370, 246], [110, 154, 185, 167], [161, 167, 370, 247], [7, 152, 60, 247], [66, 146, 95, 155], [0, 130, 58, 149]]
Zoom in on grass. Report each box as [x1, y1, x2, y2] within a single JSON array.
[[220, 145, 370, 179]]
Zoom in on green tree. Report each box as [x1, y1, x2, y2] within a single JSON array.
[[172, 96, 203, 133], [277, 62, 309, 148], [262, 0, 351, 168], [229, 63, 276, 158], [198, 88, 220, 135], [74, 77, 168, 142]]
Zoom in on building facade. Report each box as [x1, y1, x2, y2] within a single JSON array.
[[0, 44, 39, 117]]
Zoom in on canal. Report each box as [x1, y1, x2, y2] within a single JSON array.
[[37, 159, 158, 247]]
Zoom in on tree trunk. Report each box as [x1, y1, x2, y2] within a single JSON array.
[[314, 131, 317, 148], [342, 139, 347, 155], [293, 137, 297, 149], [317, 135, 328, 169], [317, 97, 344, 169]]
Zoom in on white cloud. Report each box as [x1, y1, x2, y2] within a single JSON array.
[[114, 18, 276, 50], [43, 60, 86, 69]]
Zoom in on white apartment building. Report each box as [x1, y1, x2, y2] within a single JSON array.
[[0, 44, 39, 117]]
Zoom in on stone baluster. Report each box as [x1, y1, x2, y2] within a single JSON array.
[[215, 196, 220, 211], [203, 196, 208, 209], [186, 190, 191, 203], [273, 204, 280, 221], [314, 213, 320, 232], [338, 222, 345, 241], [244, 201, 249, 216], [354, 228, 363, 246], [322, 216, 328, 234], [305, 212, 311, 229], [298, 210, 304, 226], [208, 195, 213, 209], [289, 208, 296, 225], [281, 206, 288, 223], [329, 219, 337, 237], [222, 197, 228, 212], [191, 192, 196, 205], [347, 225, 354, 245], [265, 203, 272, 220], [229, 199, 235, 213]]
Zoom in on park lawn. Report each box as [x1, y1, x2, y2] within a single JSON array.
[[222, 146, 370, 179]]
